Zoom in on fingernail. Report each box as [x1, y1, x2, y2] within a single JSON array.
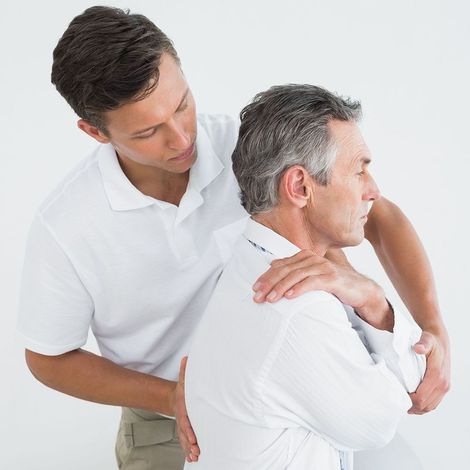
[[254, 291, 264, 301], [253, 282, 261, 291], [266, 291, 277, 302], [285, 289, 294, 297]]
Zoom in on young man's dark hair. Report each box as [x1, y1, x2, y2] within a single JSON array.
[[51, 6, 180, 132]]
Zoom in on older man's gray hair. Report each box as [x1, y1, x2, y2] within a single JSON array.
[[232, 84, 362, 215]]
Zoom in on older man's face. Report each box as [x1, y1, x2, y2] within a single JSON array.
[[306, 120, 380, 248]]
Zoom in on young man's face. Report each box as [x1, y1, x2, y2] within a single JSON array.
[[81, 53, 198, 174], [305, 120, 381, 248]]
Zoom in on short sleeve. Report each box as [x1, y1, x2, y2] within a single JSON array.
[[17, 214, 94, 355]]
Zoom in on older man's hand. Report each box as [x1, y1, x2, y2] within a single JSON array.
[[252, 249, 381, 311], [173, 356, 200, 463], [408, 329, 451, 414]]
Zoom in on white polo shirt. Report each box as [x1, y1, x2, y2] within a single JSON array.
[[17, 114, 248, 380], [185, 219, 425, 470]]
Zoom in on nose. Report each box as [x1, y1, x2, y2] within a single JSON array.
[[165, 118, 191, 151], [363, 173, 381, 202]]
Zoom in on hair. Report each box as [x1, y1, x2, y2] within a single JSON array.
[[51, 6, 180, 132], [232, 84, 362, 214]]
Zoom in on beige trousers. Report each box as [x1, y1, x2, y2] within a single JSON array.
[[115, 407, 185, 470]]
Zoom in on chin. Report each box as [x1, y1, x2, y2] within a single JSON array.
[[343, 232, 365, 247]]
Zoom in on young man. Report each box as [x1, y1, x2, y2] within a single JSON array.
[[18, 6, 449, 469], [185, 84, 426, 470]]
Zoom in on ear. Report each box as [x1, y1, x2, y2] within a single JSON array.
[[280, 166, 313, 208], [77, 119, 111, 144]]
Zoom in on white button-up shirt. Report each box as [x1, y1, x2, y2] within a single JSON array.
[[185, 219, 425, 470], [17, 114, 248, 380]]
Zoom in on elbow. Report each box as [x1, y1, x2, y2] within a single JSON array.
[[25, 349, 48, 384], [339, 414, 401, 451], [336, 395, 410, 451], [25, 349, 64, 388]]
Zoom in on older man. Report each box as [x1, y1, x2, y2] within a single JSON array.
[[185, 85, 426, 470]]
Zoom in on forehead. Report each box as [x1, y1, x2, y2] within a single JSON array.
[[104, 53, 188, 132], [328, 120, 370, 169]]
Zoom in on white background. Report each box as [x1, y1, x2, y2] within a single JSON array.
[[1, 0, 469, 468]]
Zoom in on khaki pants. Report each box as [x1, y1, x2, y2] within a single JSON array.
[[115, 407, 185, 470]]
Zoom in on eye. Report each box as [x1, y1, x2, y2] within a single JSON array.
[[135, 129, 157, 139], [177, 99, 189, 112]]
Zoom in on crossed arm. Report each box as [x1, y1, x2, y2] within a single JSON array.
[[253, 196, 451, 415]]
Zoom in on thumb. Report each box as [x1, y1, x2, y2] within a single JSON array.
[[413, 331, 434, 355]]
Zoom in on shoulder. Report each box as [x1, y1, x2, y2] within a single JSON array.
[[38, 146, 102, 218]]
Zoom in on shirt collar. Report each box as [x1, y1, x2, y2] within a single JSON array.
[[98, 117, 224, 212], [243, 218, 301, 259]]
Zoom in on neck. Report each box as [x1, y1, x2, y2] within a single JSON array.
[[253, 208, 329, 257], [117, 154, 189, 206]]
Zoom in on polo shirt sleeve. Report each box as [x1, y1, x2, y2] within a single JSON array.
[[261, 295, 423, 452], [17, 214, 94, 355]]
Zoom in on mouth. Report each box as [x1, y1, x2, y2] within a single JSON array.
[[169, 143, 195, 162]]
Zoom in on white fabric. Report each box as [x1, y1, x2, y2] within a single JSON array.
[[185, 219, 425, 470], [17, 114, 249, 380]]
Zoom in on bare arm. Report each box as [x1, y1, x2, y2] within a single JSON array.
[[364, 196, 444, 333], [364, 196, 450, 413], [25, 348, 176, 413], [25, 348, 200, 461]]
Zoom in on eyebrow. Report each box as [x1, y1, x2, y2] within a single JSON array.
[[131, 88, 190, 136]]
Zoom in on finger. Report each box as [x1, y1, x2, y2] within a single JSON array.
[[413, 332, 435, 356], [190, 444, 200, 456], [180, 416, 198, 444], [253, 251, 324, 290], [258, 264, 333, 303], [408, 362, 444, 412], [283, 274, 334, 299], [270, 250, 323, 268], [409, 377, 437, 410], [178, 429, 199, 462], [411, 389, 444, 414], [410, 370, 450, 414], [253, 259, 330, 302], [178, 432, 191, 457]]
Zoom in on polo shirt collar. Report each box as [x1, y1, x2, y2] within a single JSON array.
[[98, 117, 224, 213], [243, 218, 300, 259], [175, 120, 224, 225]]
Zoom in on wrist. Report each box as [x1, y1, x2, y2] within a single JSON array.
[[355, 284, 394, 331], [423, 323, 450, 344], [163, 380, 178, 417]]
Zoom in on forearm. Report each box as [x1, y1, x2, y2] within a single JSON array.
[[365, 197, 446, 334], [25, 348, 176, 416]]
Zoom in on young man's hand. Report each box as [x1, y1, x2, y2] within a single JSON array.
[[173, 356, 200, 462], [253, 249, 383, 312], [408, 329, 451, 414]]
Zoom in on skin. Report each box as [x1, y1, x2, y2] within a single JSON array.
[[25, 53, 449, 464], [254, 120, 394, 331]]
